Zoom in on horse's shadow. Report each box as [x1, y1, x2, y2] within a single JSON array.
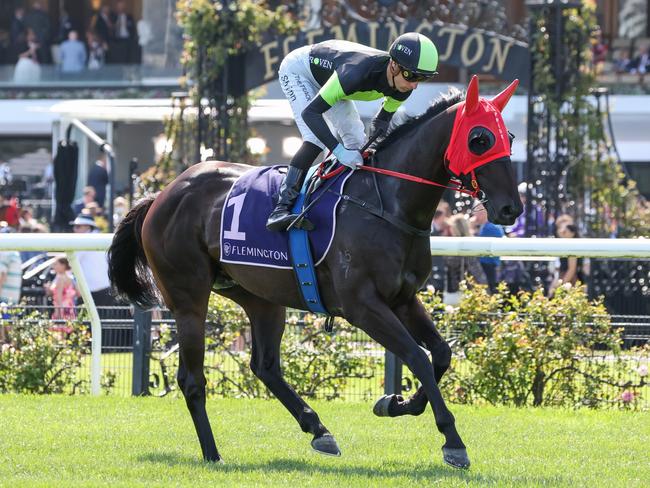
[[137, 451, 562, 485]]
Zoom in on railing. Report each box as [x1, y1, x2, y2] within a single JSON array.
[[2, 303, 648, 405], [2, 233, 650, 396]]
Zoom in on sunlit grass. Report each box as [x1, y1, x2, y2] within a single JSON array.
[[1, 395, 648, 487]]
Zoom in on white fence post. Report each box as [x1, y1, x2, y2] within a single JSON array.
[[67, 251, 102, 396]]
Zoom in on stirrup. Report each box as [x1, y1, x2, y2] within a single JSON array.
[[266, 208, 314, 232]]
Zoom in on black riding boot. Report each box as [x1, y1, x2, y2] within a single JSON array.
[[266, 166, 313, 231]]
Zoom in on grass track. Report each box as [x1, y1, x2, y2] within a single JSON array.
[[1, 395, 648, 487]]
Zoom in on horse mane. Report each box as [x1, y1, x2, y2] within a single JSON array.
[[374, 87, 465, 151]]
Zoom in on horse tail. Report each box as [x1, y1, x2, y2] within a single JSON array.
[[108, 197, 158, 308]]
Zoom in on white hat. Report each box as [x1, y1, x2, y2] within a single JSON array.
[[517, 182, 527, 195], [69, 214, 98, 227]]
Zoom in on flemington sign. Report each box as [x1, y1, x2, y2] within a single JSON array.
[[243, 19, 529, 91]]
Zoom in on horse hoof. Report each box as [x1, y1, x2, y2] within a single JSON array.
[[442, 447, 470, 469], [373, 394, 393, 417], [311, 434, 341, 457]]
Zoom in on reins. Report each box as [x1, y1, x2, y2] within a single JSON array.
[[356, 165, 482, 199], [316, 154, 483, 200]]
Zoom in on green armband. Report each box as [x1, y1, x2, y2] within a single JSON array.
[[383, 97, 403, 113], [319, 72, 346, 107]]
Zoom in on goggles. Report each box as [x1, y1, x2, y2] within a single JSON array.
[[399, 66, 437, 82]]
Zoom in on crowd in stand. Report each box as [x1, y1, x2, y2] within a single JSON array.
[[591, 34, 650, 81], [3, 1, 140, 81], [0, 154, 127, 331]]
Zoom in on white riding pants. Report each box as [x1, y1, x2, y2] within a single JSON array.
[[278, 46, 367, 151]]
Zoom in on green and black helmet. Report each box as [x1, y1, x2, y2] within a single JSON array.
[[389, 33, 439, 82]]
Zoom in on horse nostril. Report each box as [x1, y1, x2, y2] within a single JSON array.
[[500, 205, 517, 219]]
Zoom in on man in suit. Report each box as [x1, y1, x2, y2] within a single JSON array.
[[9, 7, 27, 63], [92, 5, 114, 61], [113, 1, 138, 63], [24, 1, 51, 63], [629, 47, 650, 75]]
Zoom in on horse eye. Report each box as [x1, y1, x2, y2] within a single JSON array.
[[468, 127, 495, 155]]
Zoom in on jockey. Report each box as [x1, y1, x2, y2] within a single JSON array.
[[266, 32, 439, 231]]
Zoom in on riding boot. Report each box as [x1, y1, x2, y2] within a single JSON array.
[[266, 166, 314, 231]]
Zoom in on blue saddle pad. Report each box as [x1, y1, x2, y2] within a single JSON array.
[[220, 165, 351, 269]]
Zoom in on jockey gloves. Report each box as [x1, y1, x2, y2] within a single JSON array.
[[333, 144, 363, 169]]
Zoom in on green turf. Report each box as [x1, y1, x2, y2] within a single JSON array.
[[0, 396, 648, 487]]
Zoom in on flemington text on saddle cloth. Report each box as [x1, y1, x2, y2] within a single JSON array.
[[220, 165, 352, 269]]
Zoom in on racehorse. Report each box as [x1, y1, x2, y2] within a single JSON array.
[[108, 75, 522, 469]]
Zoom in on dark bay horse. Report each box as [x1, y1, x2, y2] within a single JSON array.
[[108, 76, 522, 469]]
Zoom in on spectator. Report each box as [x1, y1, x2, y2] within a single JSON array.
[[9, 7, 27, 63], [0, 249, 22, 305], [612, 49, 631, 74], [46, 256, 78, 322], [17, 224, 41, 262], [19, 207, 37, 228], [113, 1, 138, 63], [87, 155, 109, 208], [87, 31, 106, 71], [57, 9, 75, 43], [424, 202, 450, 293], [0, 241, 22, 343], [444, 214, 487, 305], [82, 203, 109, 232], [0, 161, 12, 185], [73, 186, 97, 215], [91, 5, 114, 60], [553, 213, 574, 236], [70, 214, 116, 307], [24, 1, 51, 63], [628, 46, 650, 75], [549, 223, 585, 296], [113, 196, 128, 227], [59, 30, 87, 74], [0, 193, 19, 228], [472, 203, 505, 294], [13, 28, 44, 83], [137, 19, 153, 51]]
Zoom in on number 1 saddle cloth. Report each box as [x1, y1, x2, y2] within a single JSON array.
[[220, 165, 352, 269]]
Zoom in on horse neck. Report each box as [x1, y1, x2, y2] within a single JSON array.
[[372, 109, 456, 230]]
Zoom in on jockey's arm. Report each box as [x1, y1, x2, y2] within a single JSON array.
[[301, 71, 349, 151], [301, 95, 340, 151]]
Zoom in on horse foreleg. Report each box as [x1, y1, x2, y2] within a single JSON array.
[[175, 309, 221, 462], [344, 291, 469, 468], [220, 288, 340, 456], [374, 297, 452, 418]]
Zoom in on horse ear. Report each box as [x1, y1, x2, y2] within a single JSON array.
[[491, 79, 519, 112], [465, 75, 480, 114]]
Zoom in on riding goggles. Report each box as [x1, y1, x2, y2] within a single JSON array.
[[399, 66, 437, 82]]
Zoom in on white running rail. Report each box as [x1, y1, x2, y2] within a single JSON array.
[[1, 233, 649, 396], [1, 233, 112, 395]]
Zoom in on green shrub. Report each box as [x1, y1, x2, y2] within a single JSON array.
[[0, 309, 90, 394], [156, 295, 380, 400], [417, 280, 648, 409]]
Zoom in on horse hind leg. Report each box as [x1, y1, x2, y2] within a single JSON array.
[[153, 263, 220, 461], [219, 287, 340, 456], [175, 308, 221, 462]]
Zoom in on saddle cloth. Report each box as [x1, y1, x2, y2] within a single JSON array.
[[220, 165, 352, 269]]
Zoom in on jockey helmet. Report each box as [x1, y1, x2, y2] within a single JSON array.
[[389, 33, 439, 82]]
